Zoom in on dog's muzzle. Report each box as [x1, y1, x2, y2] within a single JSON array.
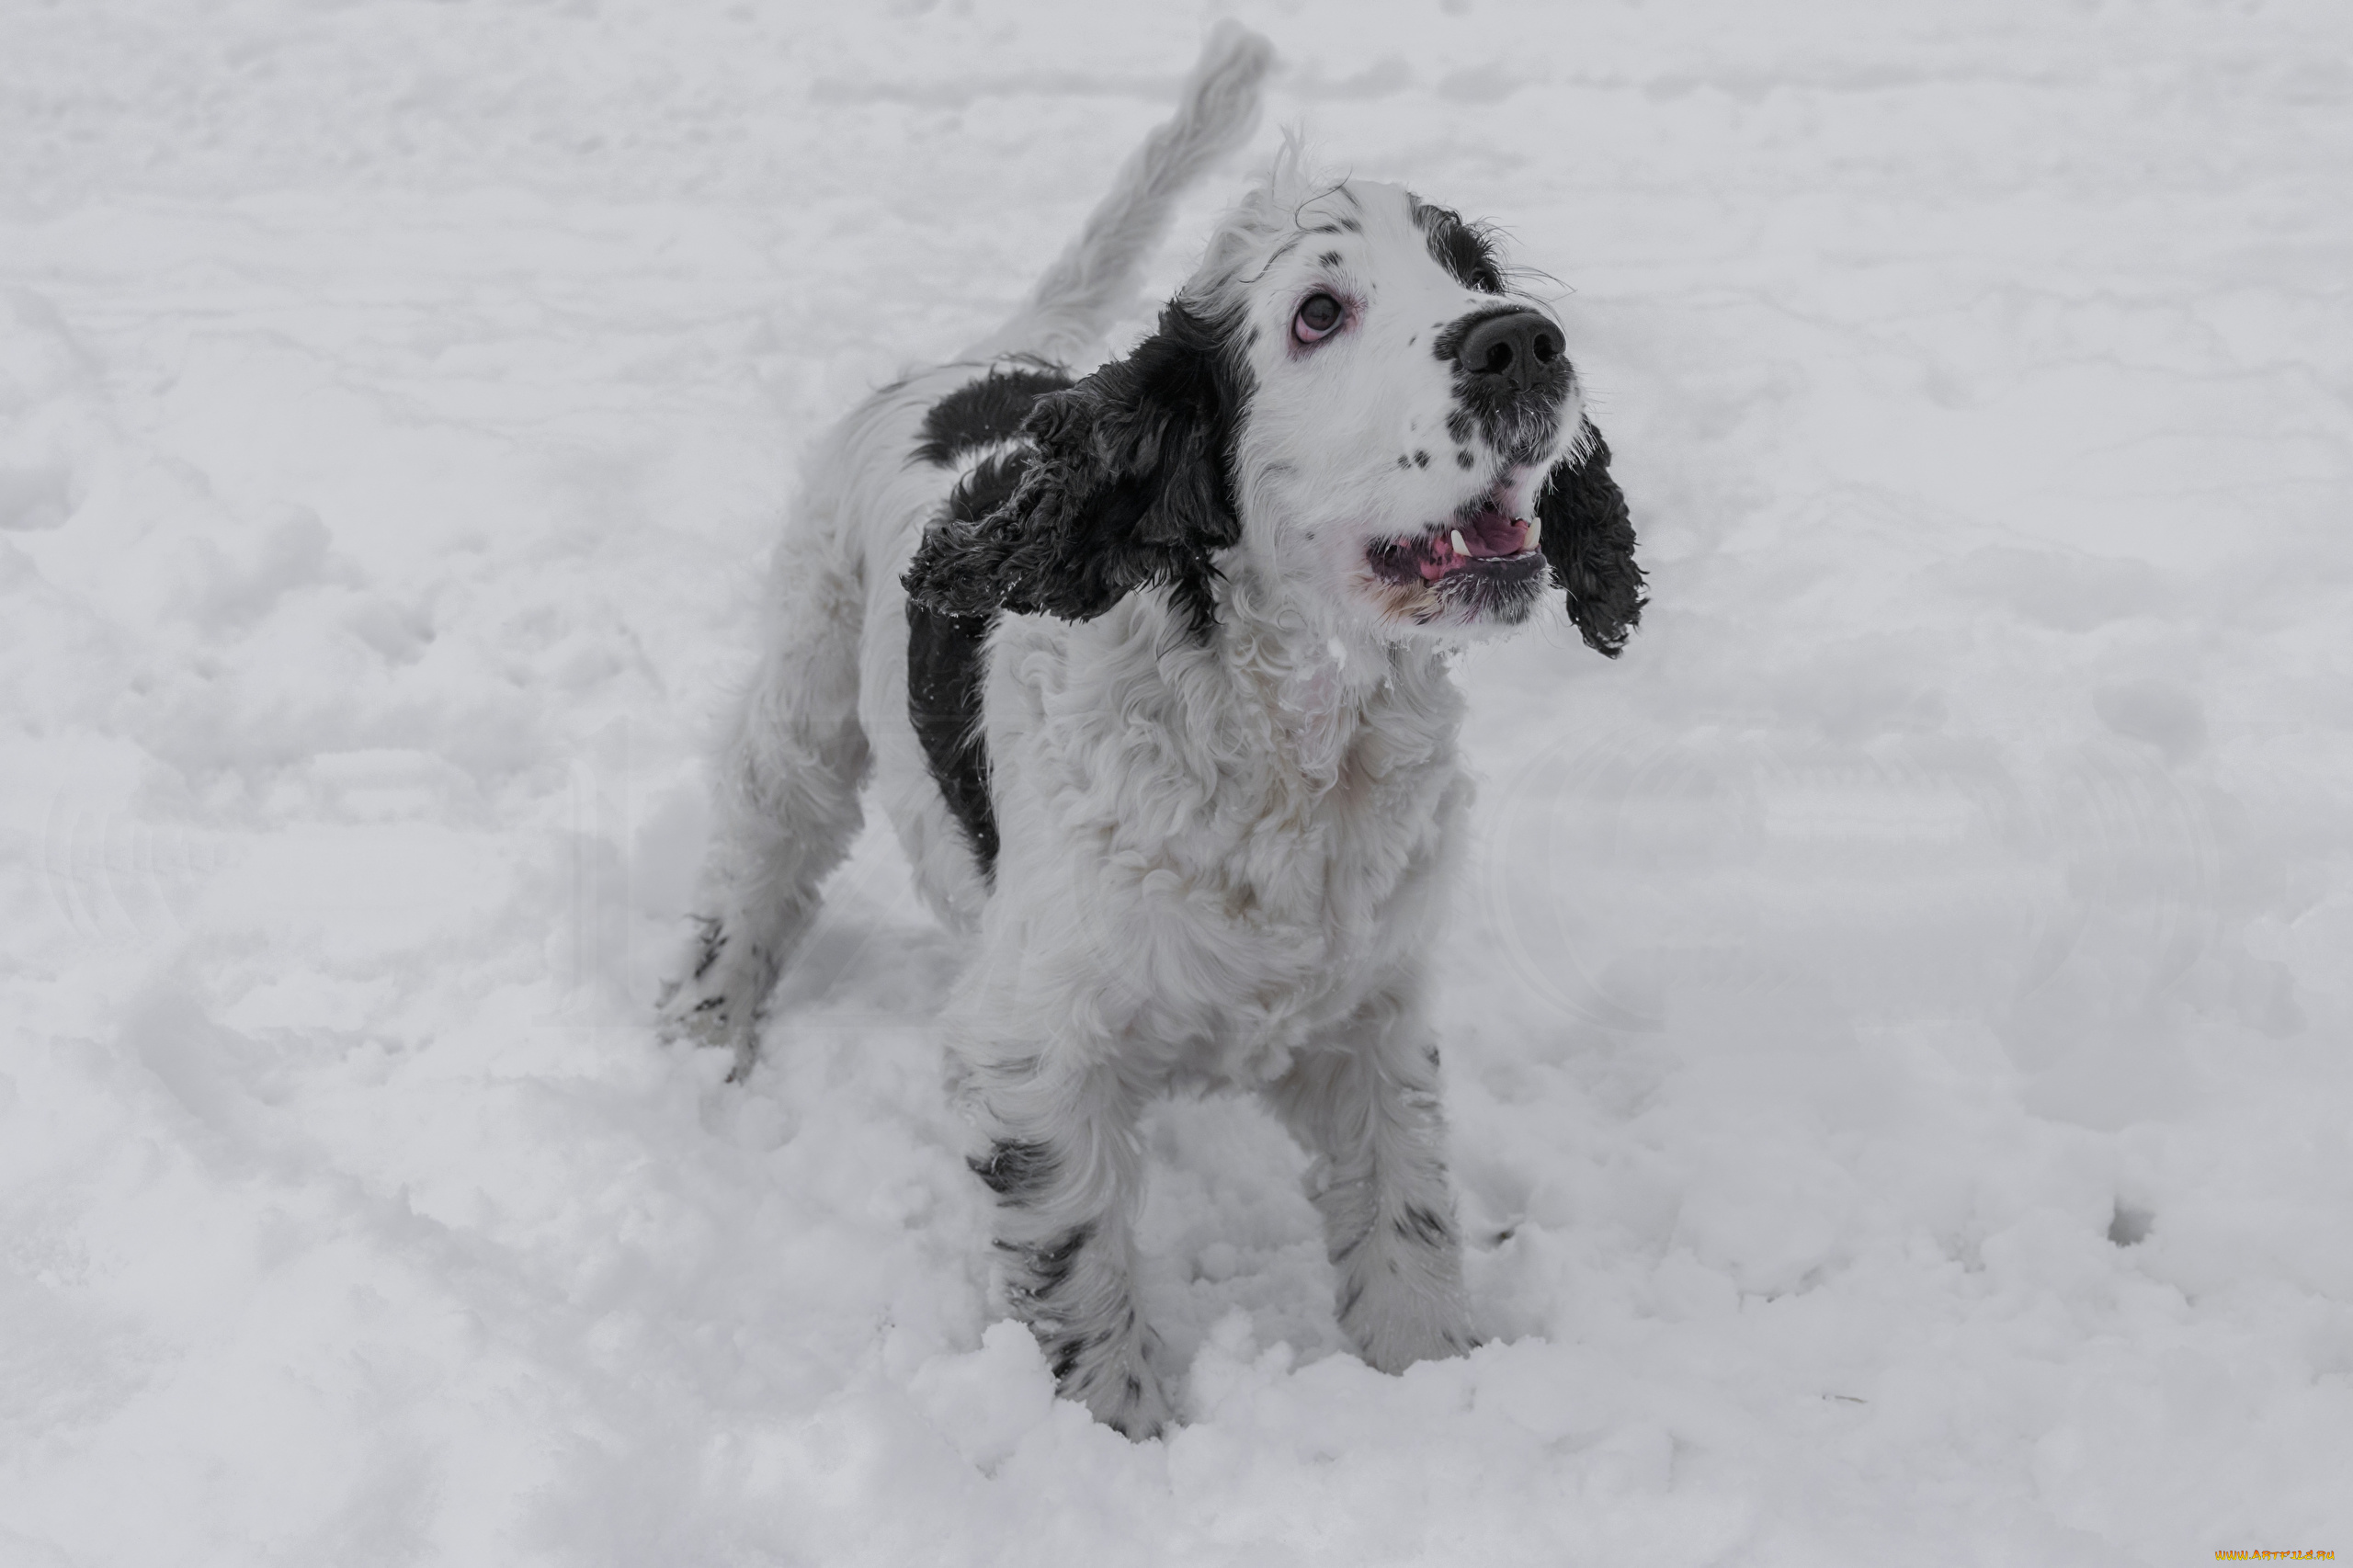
[[1440, 305, 1574, 468]]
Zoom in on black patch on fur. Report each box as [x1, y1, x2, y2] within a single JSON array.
[[907, 599, 998, 875], [1406, 196, 1506, 294], [1318, 249, 1343, 267], [905, 371, 1086, 876], [904, 299, 1252, 642], [1455, 449, 1473, 470], [1414, 449, 1430, 469], [1434, 306, 1570, 467], [1537, 421, 1646, 657], [971, 1139, 1056, 1200], [1004, 1223, 1093, 1302], [913, 365, 1075, 468], [1396, 1204, 1454, 1248], [908, 403, 1068, 881], [947, 447, 1030, 527]]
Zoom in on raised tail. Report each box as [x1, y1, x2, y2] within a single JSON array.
[[973, 23, 1273, 367]]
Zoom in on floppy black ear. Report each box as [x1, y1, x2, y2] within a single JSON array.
[[903, 301, 1247, 639], [1537, 420, 1645, 657]]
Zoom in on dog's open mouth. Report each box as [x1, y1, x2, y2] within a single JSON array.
[[1367, 492, 1540, 585]]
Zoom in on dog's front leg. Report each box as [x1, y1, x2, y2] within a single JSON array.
[[962, 1049, 1171, 1439], [1267, 994, 1475, 1373]]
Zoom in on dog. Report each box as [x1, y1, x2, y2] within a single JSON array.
[[660, 25, 1643, 1438]]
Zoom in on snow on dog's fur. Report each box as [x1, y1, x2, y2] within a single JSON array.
[[660, 24, 1643, 1438]]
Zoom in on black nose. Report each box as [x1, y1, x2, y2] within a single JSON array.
[[1453, 309, 1563, 392]]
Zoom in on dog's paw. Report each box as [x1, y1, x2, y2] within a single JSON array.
[[1358, 1320, 1480, 1376], [1341, 1276, 1475, 1375], [1042, 1324, 1175, 1440], [654, 916, 764, 1078], [1073, 1352, 1176, 1442]]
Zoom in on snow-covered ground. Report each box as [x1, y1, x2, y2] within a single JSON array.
[[5, 1, 2349, 1562]]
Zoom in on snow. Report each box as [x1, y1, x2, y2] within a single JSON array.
[[4, 0, 2350, 1562]]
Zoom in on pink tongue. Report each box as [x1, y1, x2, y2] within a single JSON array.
[[1459, 508, 1529, 557], [1420, 514, 1529, 577]]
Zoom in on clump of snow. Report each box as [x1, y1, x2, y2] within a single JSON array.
[[5, 1, 2350, 1562]]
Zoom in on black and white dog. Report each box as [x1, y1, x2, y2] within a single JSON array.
[[661, 26, 1642, 1437]]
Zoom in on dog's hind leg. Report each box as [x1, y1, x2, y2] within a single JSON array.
[[964, 1051, 1173, 1439], [659, 492, 870, 1081], [1267, 992, 1476, 1374]]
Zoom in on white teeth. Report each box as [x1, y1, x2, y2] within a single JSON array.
[[1451, 528, 1470, 556], [1523, 515, 1540, 547]]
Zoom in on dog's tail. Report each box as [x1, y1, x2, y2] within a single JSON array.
[[973, 24, 1272, 367]]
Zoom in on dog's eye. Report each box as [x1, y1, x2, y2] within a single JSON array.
[[1292, 292, 1345, 345]]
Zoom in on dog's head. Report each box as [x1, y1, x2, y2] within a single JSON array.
[[904, 162, 1643, 656]]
